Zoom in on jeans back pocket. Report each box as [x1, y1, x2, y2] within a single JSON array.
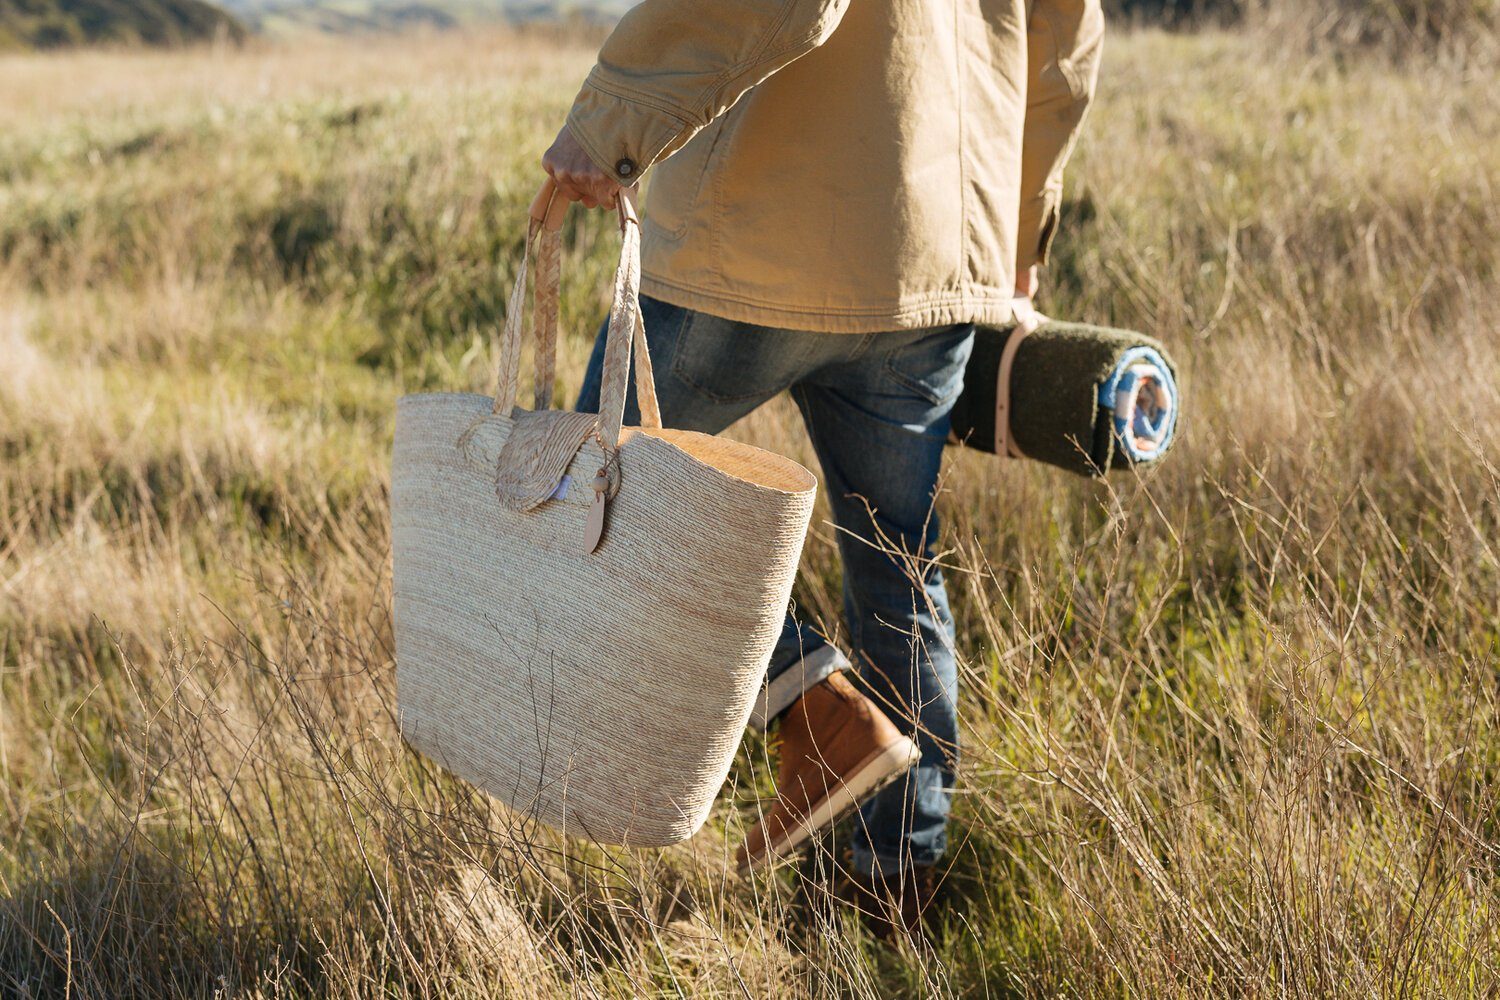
[[881, 324, 976, 407]]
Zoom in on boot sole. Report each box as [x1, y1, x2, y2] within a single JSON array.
[[737, 736, 922, 876]]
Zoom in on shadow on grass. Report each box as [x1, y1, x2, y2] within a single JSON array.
[[0, 838, 338, 997]]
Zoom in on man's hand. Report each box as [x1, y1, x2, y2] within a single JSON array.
[[1012, 266, 1046, 333], [541, 125, 623, 210], [1015, 264, 1039, 300]]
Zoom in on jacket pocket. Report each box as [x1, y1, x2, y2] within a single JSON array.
[[1036, 0, 1105, 104], [644, 114, 734, 242]]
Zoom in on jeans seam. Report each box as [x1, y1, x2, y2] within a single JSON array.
[[844, 331, 878, 362], [882, 352, 952, 407], [668, 313, 782, 404], [879, 326, 974, 408]]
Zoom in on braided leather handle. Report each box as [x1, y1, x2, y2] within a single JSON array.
[[491, 179, 661, 443]]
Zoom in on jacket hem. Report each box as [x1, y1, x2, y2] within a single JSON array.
[[640, 274, 1017, 334]]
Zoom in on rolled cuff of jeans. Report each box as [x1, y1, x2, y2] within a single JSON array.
[[746, 643, 850, 732]]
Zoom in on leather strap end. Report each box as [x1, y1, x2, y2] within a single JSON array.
[[529, 178, 568, 232], [617, 186, 640, 232]]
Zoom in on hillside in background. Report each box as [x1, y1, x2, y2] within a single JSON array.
[[0, 0, 244, 48], [218, 0, 627, 35]]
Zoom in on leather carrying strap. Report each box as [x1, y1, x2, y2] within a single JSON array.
[[994, 298, 1047, 459], [492, 179, 661, 447], [528, 185, 567, 410]]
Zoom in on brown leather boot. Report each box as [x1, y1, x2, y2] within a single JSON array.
[[736, 671, 920, 875], [841, 861, 943, 941]]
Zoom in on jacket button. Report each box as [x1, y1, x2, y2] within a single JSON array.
[[615, 158, 636, 178]]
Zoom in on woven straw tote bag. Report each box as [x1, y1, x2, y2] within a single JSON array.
[[392, 180, 817, 847]]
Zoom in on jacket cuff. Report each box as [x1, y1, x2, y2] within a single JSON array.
[[565, 74, 694, 184], [1016, 187, 1062, 274]]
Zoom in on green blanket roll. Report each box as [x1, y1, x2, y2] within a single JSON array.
[[949, 320, 1182, 478]]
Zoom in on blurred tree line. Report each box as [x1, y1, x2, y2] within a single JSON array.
[[0, 0, 244, 49], [1111, 0, 1494, 46]]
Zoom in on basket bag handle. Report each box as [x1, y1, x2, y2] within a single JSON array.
[[490, 178, 662, 450]]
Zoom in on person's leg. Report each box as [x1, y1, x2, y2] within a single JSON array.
[[790, 323, 974, 879], [745, 617, 851, 731], [574, 296, 846, 721]]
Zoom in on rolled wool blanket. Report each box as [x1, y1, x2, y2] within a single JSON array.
[[949, 320, 1181, 478]]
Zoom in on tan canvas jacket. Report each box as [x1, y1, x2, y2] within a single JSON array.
[[566, 0, 1104, 333]]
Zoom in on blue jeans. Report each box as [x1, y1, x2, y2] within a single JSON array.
[[577, 296, 972, 877]]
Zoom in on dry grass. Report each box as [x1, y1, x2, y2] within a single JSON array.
[[1, 22, 1498, 999]]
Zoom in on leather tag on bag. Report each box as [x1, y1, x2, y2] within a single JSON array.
[[584, 483, 607, 553]]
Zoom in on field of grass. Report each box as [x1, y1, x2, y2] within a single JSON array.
[[1, 23, 1497, 998]]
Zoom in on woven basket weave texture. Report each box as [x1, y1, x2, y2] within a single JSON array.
[[392, 185, 816, 846]]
